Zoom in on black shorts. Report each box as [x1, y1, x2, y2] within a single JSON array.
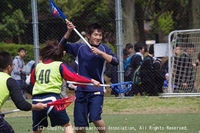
[[74, 91, 104, 127], [0, 114, 15, 133], [32, 93, 70, 131]]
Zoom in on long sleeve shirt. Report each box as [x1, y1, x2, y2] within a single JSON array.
[[30, 61, 92, 93], [0, 76, 32, 111], [60, 37, 119, 92], [11, 56, 25, 80]]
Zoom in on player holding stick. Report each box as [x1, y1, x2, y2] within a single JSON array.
[[0, 51, 46, 133], [60, 22, 119, 133], [30, 40, 100, 133]]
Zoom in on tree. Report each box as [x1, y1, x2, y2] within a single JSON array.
[[191, 0, 200, 28], [66, 0, 116, 44], [122, 0, 135, 45], [0, 0, 29, 43], [0, 9, 27, 43], [35, 0, 115, 44], [135, 0, 146, 43]]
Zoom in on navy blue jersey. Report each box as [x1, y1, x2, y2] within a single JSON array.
[[61, 38, 118, 92]]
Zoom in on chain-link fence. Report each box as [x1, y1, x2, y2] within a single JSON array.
[[1, 0, 200, 97]]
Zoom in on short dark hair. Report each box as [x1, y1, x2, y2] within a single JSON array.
[[172, 43, 180, 49], [144, 44, 148, 52], [125, 43, 133, 50], [185, 43, 194, 48], [123, 49, 129, 56], [18, 47, 26, 52], [40, 40, 64, 61], [134, 42, 145, 52], [0, 51, 12, 70], [86, 23, 103, 36], [149, 44, 154, 54]]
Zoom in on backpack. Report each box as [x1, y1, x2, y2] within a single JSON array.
[[124, 54, 139, 80], [124, 65, 133, 78], [22, 60, 35, 74], [132, 56, 153, 85], [132, 64, 142, 85]]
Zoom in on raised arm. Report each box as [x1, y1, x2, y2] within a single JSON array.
[[59, 21, 75, 45]]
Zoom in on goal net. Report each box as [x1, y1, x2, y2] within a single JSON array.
[[162, 29, 200, 97]]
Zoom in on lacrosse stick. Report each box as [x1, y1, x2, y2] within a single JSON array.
[[50, 0, 91, 48], [0, 109, 21, 115], [66, 23, 91, 48], [1, 96, 76, 115], [45, 96, 76, 111], [66, 81, 133, 94]]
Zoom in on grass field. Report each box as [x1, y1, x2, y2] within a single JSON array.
[[2, 96, 200, 133]]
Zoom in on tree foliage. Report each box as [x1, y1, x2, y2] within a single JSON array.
[[0, 0, 198, 44], [0, 9, 27, 38], [157, 11, 174, 35], [134, 0, 191, 42], [0, 1, 29, 43]]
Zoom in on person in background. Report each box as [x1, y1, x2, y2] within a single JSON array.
[[76, 31, 88, 44], [105, 63, 119, 97], [125, 42, 145, 96], [194, 52, 200, 92], [153, 57, 165, 94], [162, 43, 182, 92], [140, 44, 156, 96], [123, 48, 130, 71], [60, 22, 119, 133], [11, 47, 27, 99], [175, 43, 195, 92], [0, 51, 45, 133], [123, 43, 133, 70], [60, 51, 77, 97], [30, 40, 100, 133], [125, 43, 134, 56]]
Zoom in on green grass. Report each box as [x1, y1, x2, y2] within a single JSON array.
[[6, 114, 200, 133], [2, 96, 200, 133]]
